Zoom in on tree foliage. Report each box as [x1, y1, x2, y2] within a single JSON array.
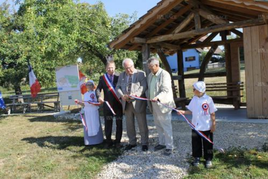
[[0, 0, 139, 93]]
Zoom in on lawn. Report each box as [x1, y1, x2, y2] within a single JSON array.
[[185, 147, 268, 179], [0, 114, 121, 179]]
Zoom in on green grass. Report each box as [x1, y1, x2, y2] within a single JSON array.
[[0, 114, 121, 179], [185, 146, 268, 179]]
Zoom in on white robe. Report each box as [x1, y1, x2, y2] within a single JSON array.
[[84, 91, 100, 137]]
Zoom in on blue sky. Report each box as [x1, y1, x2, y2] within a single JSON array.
[[2, 0, 160, 18], [81, 0, 160, 18]]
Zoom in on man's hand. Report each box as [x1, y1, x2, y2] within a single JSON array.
[[177, 110, 185, 115], [151, 97, 158, 102], [122, 95, 129, 101], [98, 97, 104, 104]]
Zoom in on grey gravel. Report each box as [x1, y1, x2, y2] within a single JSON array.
[[96, 119, 268, 179]]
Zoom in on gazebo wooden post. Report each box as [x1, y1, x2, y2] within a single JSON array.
[[221, 31, 233, 97], [230, 41, 243, 109], [244, 25, 268, 118], [142, 44, 150, 76], [177, 50, 186, 98]]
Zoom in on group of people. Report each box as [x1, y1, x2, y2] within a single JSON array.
[[76, 57, 217, 168]]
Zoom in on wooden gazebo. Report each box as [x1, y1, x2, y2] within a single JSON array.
[[109, 0, 268, 118]]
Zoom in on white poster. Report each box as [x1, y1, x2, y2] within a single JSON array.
[[56, 65, 82, 106], [56, 65, 80, 92]]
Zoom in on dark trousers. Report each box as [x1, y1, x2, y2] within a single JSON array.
[[104, 115, 123, 144], [192, 130, 213, 160]]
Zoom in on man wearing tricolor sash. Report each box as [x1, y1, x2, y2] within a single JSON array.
[[96, 61, 123, 149], [178, 81, 217, 168]]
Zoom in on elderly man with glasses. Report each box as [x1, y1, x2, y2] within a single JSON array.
[[116, 58, 149, 152]]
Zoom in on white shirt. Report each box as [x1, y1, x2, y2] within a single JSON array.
[[187, 93, 217, 131]]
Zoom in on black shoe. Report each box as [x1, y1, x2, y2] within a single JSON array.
[[104, 141, 113, 149], [163, 149, 173, 156], [154, 144, 166, 151], [124, 144, 137, 151], [192, 157, 200, 167], [142, 145, 148, 151], [115, 143, 122, 149]]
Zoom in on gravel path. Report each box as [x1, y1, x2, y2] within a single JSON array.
[[96, 120, 268, 179]]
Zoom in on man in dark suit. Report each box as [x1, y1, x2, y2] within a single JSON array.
[[116, 58, 149, 151], [96, 60, 123, 148]]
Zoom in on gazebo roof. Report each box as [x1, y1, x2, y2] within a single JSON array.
[[109, 0, 268, 54]]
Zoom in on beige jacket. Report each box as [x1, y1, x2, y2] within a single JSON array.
[[147, 68, 175, 113]]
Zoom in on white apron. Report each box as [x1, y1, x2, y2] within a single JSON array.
[[84, 91, 100, 137]]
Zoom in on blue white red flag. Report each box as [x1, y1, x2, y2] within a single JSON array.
[[0, 91, 6, 109], [28, 63, 41, 98]]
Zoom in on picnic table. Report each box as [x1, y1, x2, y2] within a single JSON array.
[[7, 92, 60, 113]]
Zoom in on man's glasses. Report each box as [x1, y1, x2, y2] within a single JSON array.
[[124, 65, 133, 70]]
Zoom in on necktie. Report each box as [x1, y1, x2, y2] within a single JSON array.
[[127, 75, 132, 95], [110, 75, 113, 83]]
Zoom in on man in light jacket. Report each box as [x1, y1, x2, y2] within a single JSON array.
[[147, 57, 175, 155]]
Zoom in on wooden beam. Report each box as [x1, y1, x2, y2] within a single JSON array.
[[151, 5, 192, 36], [181, 38, 242, 49], [206, 0, 268, 13], [142, 44, 150, 76], [203, 32, 218, 43], [194, 11, 201, 30], [201, 0, 260, 17], [110, 0, 184, 49], [127, 4, 192, 51], [156, 42, 180, 50], [131, 37, 146, 43], [198, 8, 228, 24], [157, 47, 173, 77], [131, 37, 180, 50], [184, 72, 226, 78], [198, 44, 218, 81], [173, 12, 195, 33], [147, 18, 265, 43], [230, 29, 243, 38], [177, 50, 186, 98]]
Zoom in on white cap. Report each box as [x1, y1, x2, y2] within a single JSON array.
[[86, 80, 94, 86], [193, 81, 206, 93]]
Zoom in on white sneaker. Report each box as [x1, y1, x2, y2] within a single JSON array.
[[205, 160, 212, 168]]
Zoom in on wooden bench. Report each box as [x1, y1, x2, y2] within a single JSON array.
[[7, 92, 60, 113], [172, 85, 188, 109], [205, 82, 244, 109]]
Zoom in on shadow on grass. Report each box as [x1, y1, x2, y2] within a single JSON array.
[[22, 136, 85, 149], [27, 115, 80, 123], [22, 136, 122, 164]]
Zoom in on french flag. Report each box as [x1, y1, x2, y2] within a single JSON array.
[[79, 70, 87, 95], [28, 62, 41, 98]]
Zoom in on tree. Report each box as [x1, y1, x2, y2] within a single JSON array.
[[0, 0, 139, 94]]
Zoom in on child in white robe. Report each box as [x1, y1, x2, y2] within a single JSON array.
[[77, 80, 103, 145]]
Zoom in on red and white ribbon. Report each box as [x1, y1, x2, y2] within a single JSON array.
[[80, 112, 88, 131], [75, 99, 115, 115], [129, 95, 214, 144]]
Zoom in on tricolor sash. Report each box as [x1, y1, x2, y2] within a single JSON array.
[[103, 74, 121, 104]]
